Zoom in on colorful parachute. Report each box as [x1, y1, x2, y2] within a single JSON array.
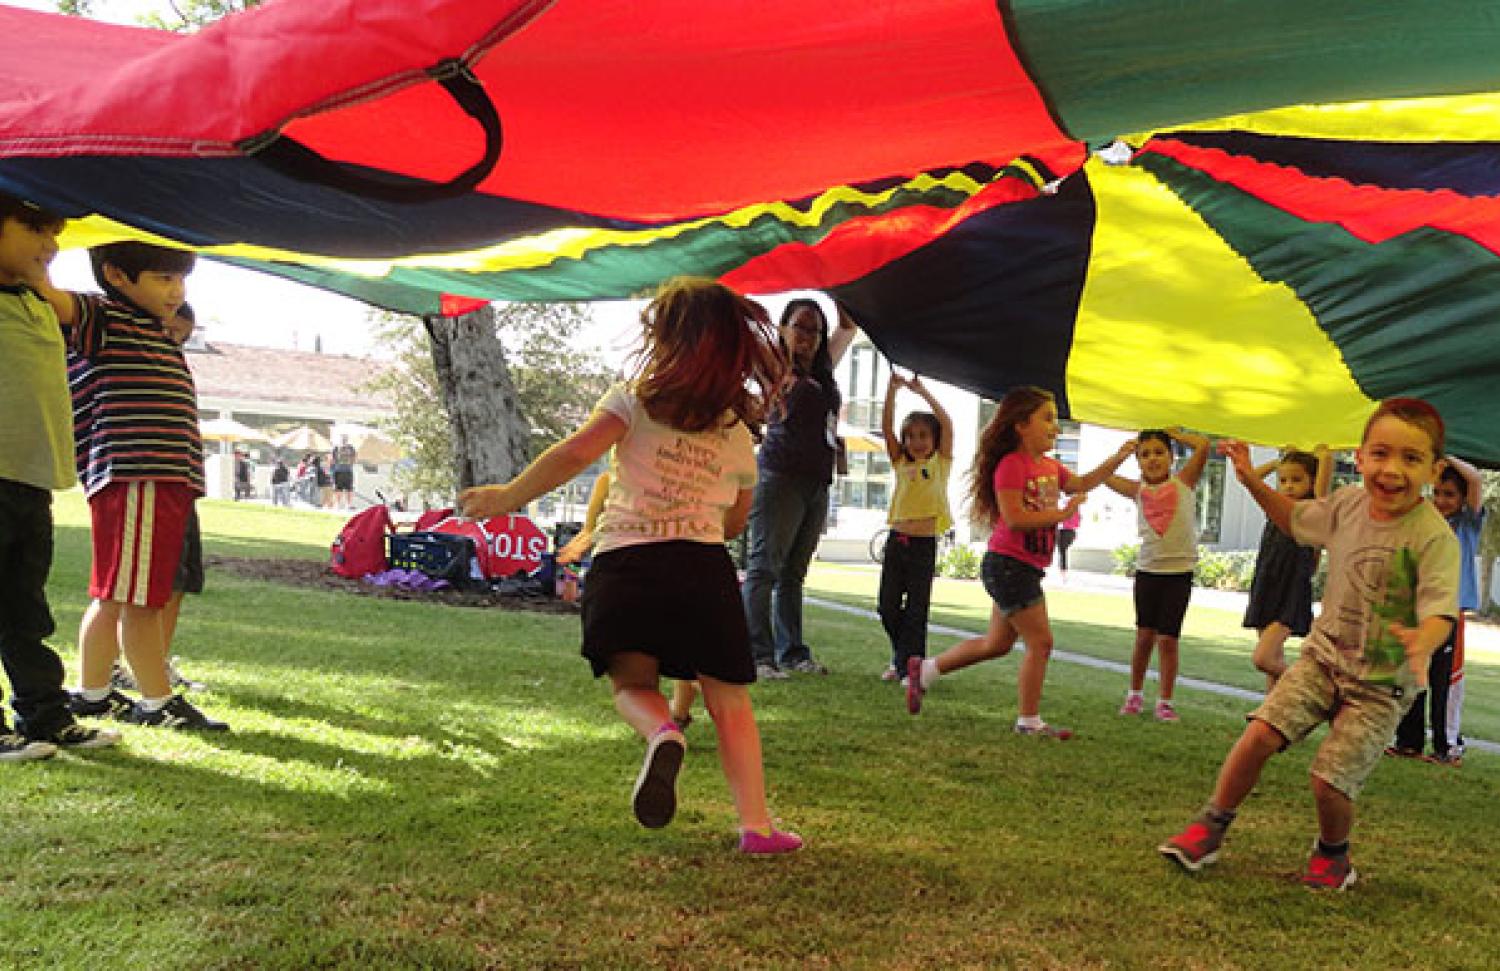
[[6, 1, 1500, 458]]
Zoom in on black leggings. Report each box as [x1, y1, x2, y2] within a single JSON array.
[[1056, 528, 1077, 571], [1394, 631, 1456, 757]]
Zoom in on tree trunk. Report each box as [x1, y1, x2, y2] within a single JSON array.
[[423, 306, 530, 491]]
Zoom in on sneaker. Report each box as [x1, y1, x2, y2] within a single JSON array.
[[1302, 843, 1357, 891], [0, 731, 56, 762], [755, 663, 790, 682], [1119, 694, 1144, 716], [632, 726, 685, 829], [31, 722, 121, 749], [167, 657, 205, 691], [130, 695, 229, 731], [738, 827, 804, 855], [1154, 700, 1179, 723], [1426, 751, 1463, 767], [1158, 819, 1224, 872], [906, 656, 926, 715], [788, 659, 828, 675], [1383, 745, 1424, 760], [880, 666, 899, 682], [70, 689, 136, 721], [1014, 722, 1074, 740], [109, 664, 136, 692]]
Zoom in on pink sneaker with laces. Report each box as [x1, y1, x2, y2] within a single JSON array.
[[1154, 700, 1179, 722], [1119, 693, 1144, 716], [738, 828, 804, 855]]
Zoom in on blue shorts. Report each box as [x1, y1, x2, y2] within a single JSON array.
[[980, 553, 1045, 615]]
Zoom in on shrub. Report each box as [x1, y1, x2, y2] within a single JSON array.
[[938, 543, 982, 580], [1112, 543, 1139, 577], [1194, 549, 1258, 591]]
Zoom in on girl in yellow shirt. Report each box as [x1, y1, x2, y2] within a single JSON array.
[[878, 373, 954, 689]]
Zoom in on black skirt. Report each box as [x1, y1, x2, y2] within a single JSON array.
[[581, 541, 755, 684]]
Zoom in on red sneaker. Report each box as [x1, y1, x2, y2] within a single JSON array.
[[738, 828, 804, 855], [1158, 819, 1224, 872], [1302, 844, 1357, 891]]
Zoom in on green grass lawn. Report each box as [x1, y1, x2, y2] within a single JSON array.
[[1, 495, 1495, 970]]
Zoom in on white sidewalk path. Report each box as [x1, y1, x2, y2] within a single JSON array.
[[807, 569, 1496, 757]]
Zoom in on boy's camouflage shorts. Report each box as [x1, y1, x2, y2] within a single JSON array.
[[1251, 654, 1414, 799]]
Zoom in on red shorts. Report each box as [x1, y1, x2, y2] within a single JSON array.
[[88, 481, 195, 609]]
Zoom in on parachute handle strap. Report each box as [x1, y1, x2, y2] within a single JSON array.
[[244, 59, 502, 203]]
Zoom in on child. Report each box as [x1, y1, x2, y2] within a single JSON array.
[[0, 191, 120, 759], [32, 241, 227, 731], [906, 386, 1135, 736], [460, 279, 800, 854], [558, 470, 699, 729], [1391, 453, 1484, 764], [1160, 399, 1459, 890], [1055, 506, 1080, 582], [879, 373, 954, 686], [1105, 429, 1211, 722], [1242, 446, 1332, 691]]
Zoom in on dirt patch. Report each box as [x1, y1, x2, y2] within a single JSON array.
[[207, 555, 580, 615]]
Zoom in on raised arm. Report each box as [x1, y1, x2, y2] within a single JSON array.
[[827, 300, 859, 367], [25, 270, 78, 328], [460, 411, 627, 519], [1169, 428, 1212, 490], [1223, 440, 1295, 534], [1312, 444, 1334, 498], [1445, 454, 1484, 513], [881, 370, 905, 463], [1071, 438, 1139, 495], [906, 375, 954, 459]]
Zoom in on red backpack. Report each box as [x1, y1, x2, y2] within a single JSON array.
[[330, 505, 396, 579]]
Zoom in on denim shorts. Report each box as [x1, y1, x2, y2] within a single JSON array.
[[980, 552, 1046, 615]]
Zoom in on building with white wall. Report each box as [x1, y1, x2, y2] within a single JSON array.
[[823, 335, 1274, 566]]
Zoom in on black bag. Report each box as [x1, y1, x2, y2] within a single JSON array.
[[388, 531, 481, 588]]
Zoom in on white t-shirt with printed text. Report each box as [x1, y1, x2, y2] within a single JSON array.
[[593, 383, 757, 556]]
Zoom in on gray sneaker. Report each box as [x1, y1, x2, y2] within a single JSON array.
[[755, 663, 790, 681], [788, 659, 829, 675], [0, 731, 57, 762], [32, 722, 122, 750]]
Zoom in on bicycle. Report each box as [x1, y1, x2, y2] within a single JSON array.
[[869, 527, 956, 564]]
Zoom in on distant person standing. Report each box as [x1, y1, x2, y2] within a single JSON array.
[[312, 453, 332, 508], [741, 298, 857, 680], [270, 457, 291, 507], [233, 448, 253, 501], [332, 438, 357, 510], [1055, 505, 1080, 582]]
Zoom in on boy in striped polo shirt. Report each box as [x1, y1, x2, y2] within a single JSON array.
[[33, 241, 226, 731], [0, 191, 121, 758]]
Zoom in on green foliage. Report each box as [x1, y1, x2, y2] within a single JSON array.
[[1111, 542, 1139, 576], [57, 0, 260, 29], [366, 306, 613, 502], [494, 302, 615, 460], [1193, 549, 1259, 591], [364, 312, 457, 501], [937, 542, 981, 580]]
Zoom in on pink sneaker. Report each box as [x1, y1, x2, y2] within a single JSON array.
[[1119, 693, 1144, 716], [1154, 700, 1179, 722], [738, 828, 804, 855], [905, 657, 926, 714]]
